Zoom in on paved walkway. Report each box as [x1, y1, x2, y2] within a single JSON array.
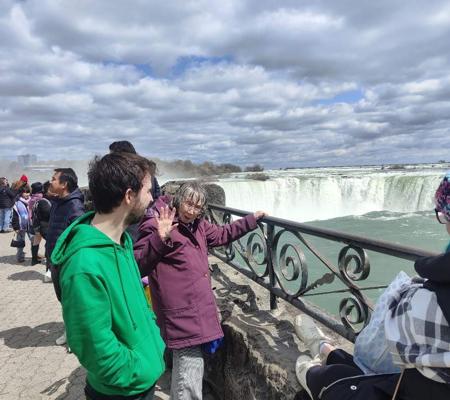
[[0, 231, 173, 399]]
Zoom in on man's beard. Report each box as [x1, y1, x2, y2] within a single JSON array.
[[125, 204, 146, 226]]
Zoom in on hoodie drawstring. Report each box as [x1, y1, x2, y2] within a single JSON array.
[[113, 245, 137, 330]]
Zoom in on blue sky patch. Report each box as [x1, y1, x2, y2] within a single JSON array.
[[315, 89, 364, 106], [171, 55, 233, 77]]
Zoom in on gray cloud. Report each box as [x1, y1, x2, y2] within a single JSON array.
[[0, 0, 449, 169]]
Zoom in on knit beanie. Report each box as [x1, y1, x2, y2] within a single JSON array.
[[435, 171, 450, 222], [31, 182, 43, 194], [20, 174, 28, 183]]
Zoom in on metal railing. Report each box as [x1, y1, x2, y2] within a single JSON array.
[[206, 204, 438, 342]]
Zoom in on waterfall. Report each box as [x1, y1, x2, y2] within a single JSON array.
[[216, 167, 446, 222]]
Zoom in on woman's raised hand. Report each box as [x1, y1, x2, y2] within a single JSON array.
[[156, 206, 178, 241]]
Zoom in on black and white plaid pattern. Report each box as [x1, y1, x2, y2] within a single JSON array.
[[385, 284, 450, 383]]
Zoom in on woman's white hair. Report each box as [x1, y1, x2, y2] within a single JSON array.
[[172, 181, 208, 216]]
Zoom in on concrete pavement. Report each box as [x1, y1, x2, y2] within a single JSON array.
[[0, 231, 172, 400]]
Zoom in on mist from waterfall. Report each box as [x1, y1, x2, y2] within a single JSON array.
[[216, 165, 447, 222]]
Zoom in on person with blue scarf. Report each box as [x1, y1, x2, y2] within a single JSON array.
[[11, 185, 32, 262]]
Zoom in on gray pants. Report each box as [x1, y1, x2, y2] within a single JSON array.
[[170, 346, 204, 400], [16, 231, 32, 262]]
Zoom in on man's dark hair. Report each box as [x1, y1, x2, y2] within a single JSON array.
[[54, 168, 78, 193], [43, 181, 50, 195], [31, 182, 43, 194], [109, 140, 137, 154], [88, 152, 152, 214]]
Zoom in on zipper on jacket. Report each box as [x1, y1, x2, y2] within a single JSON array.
[[317, 372, 395, 399]]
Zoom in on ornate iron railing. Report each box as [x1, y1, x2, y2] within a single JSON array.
[[206, 204, 438, 342]]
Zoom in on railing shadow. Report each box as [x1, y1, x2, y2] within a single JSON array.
[[0, 322, 65, 348], [8, 270, 45, 281], [41, 366, 86, 399], [213, 266, 300, 355]]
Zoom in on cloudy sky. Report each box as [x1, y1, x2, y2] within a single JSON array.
[[1, 0, 449, 168]]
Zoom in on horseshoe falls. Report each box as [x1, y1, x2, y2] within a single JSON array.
[[216, 165, 450, 310], [217, 166, 445, 222]]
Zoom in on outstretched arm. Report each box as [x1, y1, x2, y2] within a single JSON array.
[[205, 211, 267, 247]]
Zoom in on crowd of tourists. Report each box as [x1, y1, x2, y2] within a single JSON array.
[[1, 141, 450, 400]]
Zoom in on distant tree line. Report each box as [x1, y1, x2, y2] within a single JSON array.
[[155, 159, 264, 176]]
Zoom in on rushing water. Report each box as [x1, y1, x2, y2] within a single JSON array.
[[215, 164, 450, 319]]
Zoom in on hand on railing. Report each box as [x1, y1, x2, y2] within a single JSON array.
[[254, 210, 268, 220]]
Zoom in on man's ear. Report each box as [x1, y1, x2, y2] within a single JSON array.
[[124, 188, 135, 205]]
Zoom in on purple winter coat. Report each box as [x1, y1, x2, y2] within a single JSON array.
[[134, 196, 258, 349]]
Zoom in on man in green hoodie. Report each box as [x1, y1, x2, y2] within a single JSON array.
[[52, 152, 165, 399]]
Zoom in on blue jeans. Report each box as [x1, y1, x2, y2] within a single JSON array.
[[0, 208, 12, 231]]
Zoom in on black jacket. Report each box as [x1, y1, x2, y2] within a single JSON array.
[[0, 186, 16, 209], [415, 251, 450, 325], [315, 368, 450, 400], [45, 188, 85, 258], [32, 197, 52, 239]]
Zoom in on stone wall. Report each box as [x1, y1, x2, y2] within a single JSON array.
[[204, 259, 352, 400]]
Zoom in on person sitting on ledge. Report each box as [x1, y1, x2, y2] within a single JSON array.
[[294, 172, 450, 400], [134, 181, 267, 400]]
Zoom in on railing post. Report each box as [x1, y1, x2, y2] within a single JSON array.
[[266, 223, 277, 310]]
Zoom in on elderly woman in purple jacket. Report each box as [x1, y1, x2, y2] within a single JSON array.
[[134, 181, 266, 400]]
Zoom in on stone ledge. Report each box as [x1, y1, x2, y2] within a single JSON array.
[[205, 257, 352, 400]]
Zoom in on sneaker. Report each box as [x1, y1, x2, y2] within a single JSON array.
[[56, 332, 66, 346], [43, 270, 52, 283], [295, 354, 322, 399], [294, 314, 331, 358]]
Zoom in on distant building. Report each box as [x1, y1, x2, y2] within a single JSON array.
[[17, 154, 37, 167]]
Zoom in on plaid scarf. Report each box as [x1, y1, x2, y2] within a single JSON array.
[[384, 284, 450, 383]]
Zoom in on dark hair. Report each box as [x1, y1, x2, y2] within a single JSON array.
[[43, 181, 50, 195], [109, 140, 137, 154], [21, 184, 31, 194], [88, 152, 152, 213], [54, 168, 78, 193], [31, 182, 43, 194], [148, 160, 158, 175]]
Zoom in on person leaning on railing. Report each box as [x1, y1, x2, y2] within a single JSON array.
[[133, 181, 267, 400], [293, 171, 450, 400]]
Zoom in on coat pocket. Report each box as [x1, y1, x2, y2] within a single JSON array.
[[163, 305, 201, 341]]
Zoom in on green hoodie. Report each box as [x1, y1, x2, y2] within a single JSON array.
[[52, 211, 165, 396]]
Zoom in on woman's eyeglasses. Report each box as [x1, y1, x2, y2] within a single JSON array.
[[184, 200, 203, 212], [435, 209, 448, 224]]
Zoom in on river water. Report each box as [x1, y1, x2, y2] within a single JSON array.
[[213, 164, 450, 319]]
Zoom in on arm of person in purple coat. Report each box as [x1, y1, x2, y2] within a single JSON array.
[[134, 206, 177, 277], [204, 211, 267, 247]]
